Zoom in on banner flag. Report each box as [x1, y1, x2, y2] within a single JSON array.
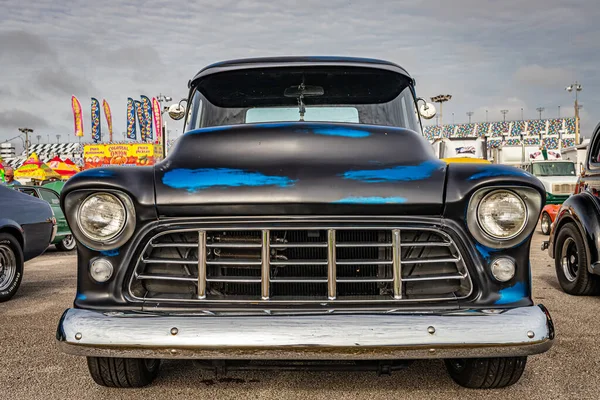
[[102, 99, 113, 142], [91, 97, 101, 143], [71, 96, 84, 137], [141, 95, 153, 142], [151, 97, 162, 144], [134, 100, 146, 141], [126, 98, 136, 140]]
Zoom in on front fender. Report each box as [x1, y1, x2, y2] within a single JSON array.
[[549, 192, 600, 273]]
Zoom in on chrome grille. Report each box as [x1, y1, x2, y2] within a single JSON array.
[[130, 226, 472, 303], [552, 183, 575, 195]]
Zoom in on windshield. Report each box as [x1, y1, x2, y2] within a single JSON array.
[[531, 162, 576, 177], [185, 66, 420, 132]]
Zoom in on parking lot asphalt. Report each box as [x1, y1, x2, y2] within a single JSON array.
[[1, 230, 599, 400]]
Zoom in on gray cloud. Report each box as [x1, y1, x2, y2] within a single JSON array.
[[0, 0, 599, 142], [0, 109, 49, 130]]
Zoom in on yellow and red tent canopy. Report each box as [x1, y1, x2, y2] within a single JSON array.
[[47, 156, 79, 179], [14, 153, 62, 181]]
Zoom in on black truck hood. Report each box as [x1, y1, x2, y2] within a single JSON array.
[[154, 122, 447, 216]]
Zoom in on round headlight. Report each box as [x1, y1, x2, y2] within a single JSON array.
[[477, 190, 527, 239], [77, 193, 126, 241]]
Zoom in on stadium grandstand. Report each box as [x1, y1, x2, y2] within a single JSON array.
[[423, 117, 577, 150]]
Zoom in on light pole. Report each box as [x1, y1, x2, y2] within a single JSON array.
[[558, 105, 561, 118], [501, 110, 508, 122], [452, 112, 455, 124], [536, 107, 545, 120], [566, 82, 583, 144], [521, 108, 524, 120], [430, 94, 452, 126], [466, 111, 474, 123], [36, 135, 41, 144], [485, 109, 488, 122], [18, 128, 33, 158], [56, 134, 61, 144]]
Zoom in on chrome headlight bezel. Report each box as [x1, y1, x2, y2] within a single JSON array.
[[467, 186, 542, 249], [65, 189, 136, 251]]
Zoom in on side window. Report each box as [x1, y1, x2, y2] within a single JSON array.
[[39, 189, 60, 205], [19, 188, 39, 198], [588, 125, 600, 167]]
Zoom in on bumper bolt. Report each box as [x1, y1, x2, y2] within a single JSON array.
[[527, 331, 535, 338], [75, 333, 82, 340], [170, 327, 179, 336], [427, 326, 436, 335]]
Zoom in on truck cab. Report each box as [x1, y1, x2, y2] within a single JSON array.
[[522, 160, 578, 204]]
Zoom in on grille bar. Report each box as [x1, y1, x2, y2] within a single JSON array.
[[327, 229, 336, 300], [132, 225, 473, 304]]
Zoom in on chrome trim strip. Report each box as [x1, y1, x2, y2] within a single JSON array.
[[197, 231, 206, 299], [392, 229, 402, 299], [327, 229, 336, 300], [261, 229, 270, 300], [56, 306, 554, 360]]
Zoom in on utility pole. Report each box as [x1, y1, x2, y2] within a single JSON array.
[[430, 94, 452, 127], [466, 111, 474, 123], [501, 110, 508, 122], [536, 107, 545, 120], [18, 128, 33, 158], [566, 82, 583, 144]]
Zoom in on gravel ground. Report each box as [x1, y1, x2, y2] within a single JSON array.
[[1, 230, 599, 399]]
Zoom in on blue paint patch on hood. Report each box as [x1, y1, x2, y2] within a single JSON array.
[[162, 168, 297, 192], [468, 165, 533, 181], [340, 160, 444, 183], [495, 282, 526, 305], [100, 249, 119, 257], [311, 127, 370, 138], [76, 293, 87, 301], [77, 169, 115, 178], [333, 196, 407, 204]]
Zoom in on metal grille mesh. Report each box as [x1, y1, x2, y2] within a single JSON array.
[[130, 226, 472, 303]]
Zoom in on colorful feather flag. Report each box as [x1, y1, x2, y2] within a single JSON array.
[[102, 99, 113, 142], [134, 100, 146, 141], [91, 97, 101, 143], [126, 98, 136, 140], [71, 96, 84, 137], [141, 95, 153, 142], [152, 97, 162, 144]]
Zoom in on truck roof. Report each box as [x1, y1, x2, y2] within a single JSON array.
[[191, 56, 412, 87]]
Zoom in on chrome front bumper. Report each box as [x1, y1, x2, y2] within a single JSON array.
[[56, 305, 554, 360]]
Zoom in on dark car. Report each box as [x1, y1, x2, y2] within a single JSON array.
[[56, 57, 554, 389], [17, 185, 76, 251], [0, 185, 56, 301], [546, 122, 600, 295]]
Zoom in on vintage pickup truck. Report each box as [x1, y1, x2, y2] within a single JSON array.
[[56, 57, 553, 389]]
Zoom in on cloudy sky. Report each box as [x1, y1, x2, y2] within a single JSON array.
[[1, 0, 599, 149]]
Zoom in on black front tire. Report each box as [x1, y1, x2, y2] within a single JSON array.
[[445, 357, 527, 389], [540, 212, 551, 235], [87, 357, 160, 388], [0, 233, 24, 303], [554, 222, 600, 295]]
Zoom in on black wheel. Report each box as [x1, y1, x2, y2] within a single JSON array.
[[56, 235, 76, 251], [554, 222, 600, 295], [0, 233, 24, 302], [87, 357, 160, 388], [540, 212, 551, 235], [445, 357, 527, 389]]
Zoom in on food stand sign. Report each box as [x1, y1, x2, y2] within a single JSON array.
[[84, 144, 164, 169]]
